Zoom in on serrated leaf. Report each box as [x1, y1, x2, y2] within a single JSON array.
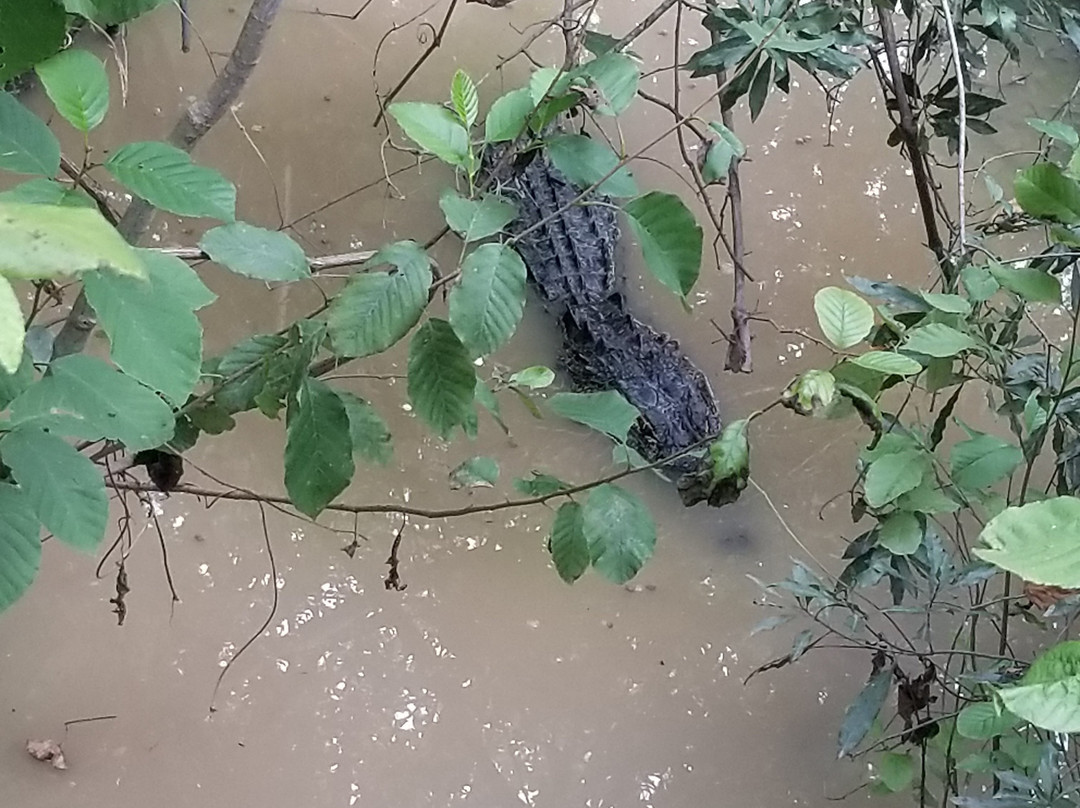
[[7, 354, 174, 450], [838, 667, 892, 758], [702, 120, 745, 183], [813, 287, 874, 349], [0, 276, 24, 374], [200, 222, 309, 281], [208, 333, 288, 414], [0, 483, 40, 613], [514, 471, 570, 497], [448, 243, 527, 356], [62, 0, 170, 24], [326, 241, 432, 358], [0, 92, 61, 177], [407, 318, 476, 438], [388, 101, 471, 168], [989, 262, 1061, 304], [438, 189, 517, 241], [0, 202, 145, 280], [578, 52, 639, 114], [956, 701, 1019, 740], [582, 484, 655, 584], [450, 69, 478, 128], [35, 49, 109, 132], [949, 433, 1021, 491], [549, 501, 589, 583], [105, 141, 236, 221], [975, 497, 1080, 588], [546, 134, 638, 197], [851, 351, 923, 376], [82, 250, 210, 403], [623, 191, 702, 297], [864, 451, 925, 508], [284, 377, 354, 518], [903, 323, 978, 357], [1, 427, 107, 552], [877, 511, 922, 555], [449, 456, 499, 489], [509, 366, 555, 389], [0, 1, 66, 85], [1014, 163, 1080, 224], [0, 178, 95, 208], [334, 390, 392, 466], [548, 390, 640, 442], [484, 88, 534, 143]]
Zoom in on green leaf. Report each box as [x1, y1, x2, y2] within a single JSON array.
[[334, 390, 392, 466], [623, 192, 702, 297], [82, 250, 210, 403], [0, 92, 61, 177], [514, 471, 570, 497], [0, 1, 66, 85], [989, 262, 1061, 304], [387, 102, 471, 168], [0, 348, 33, 407], [877, 511, 922, 555], [578, 52, 639, 114], [956, 701, 1020, 740], [450, 69, 478, 128], [546, 134, 638, 197], [484, 88, 533, 143], [1, 427, 107, 551], [582, 484, 656, 584], [813, 287, 874, 349], [62, 0, 170, 24], [449, 456, 499, 489], [903, 323, 978, 358], [896, 484, 959, 515], [7, 354, 174, 450], [851, 351, 923, 376], [949, 433, 1021, 491], [207, 333, 288, 414], [448, 243, 527, 356], [702, 121, 745, 183], [0, 483, 40, 613], [549, 501, 589, 583], [878, 751, 914, 792], [199, 222, 309, 281], [920, 291, 972, 315], [35, 49, 109, 132], [283, 377, 355, 518], [1014, 163, 1080, 224], [1026, 118, 1079, 148], [0, 201, 145, 280], [1025, 640, 1080, 683], [864, 451, 925, 508], [838, 667, 892, 758], [105, 141, 236, 221], [438, 189, 517, 241], [747, 58, 772, 121], [781, 369, 837, 416], [509, 366, 555, 389], [407, 318, 476, 438], [679, 418, 750, 508], [548, 390, 640, 442], [0, 178, 95, 208], [0, 276, 24, 374], [975, 497, 1080, 588], [998, 642, 1080, 732], [326, 241, 432, 358]]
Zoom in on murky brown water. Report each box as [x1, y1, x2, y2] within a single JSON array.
[[2, 3, 1076, 806]]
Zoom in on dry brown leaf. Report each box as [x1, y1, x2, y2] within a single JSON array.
[[26, 739, 68, 770], [1023, 581, 1080, 612]]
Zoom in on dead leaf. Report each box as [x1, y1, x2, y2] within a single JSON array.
[[1023, 581, 1080, 612], [26, 739, 68, 770]]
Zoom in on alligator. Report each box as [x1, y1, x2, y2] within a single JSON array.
[[487, 147, 721, 480]]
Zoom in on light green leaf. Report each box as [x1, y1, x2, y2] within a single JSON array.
[[582, 484, 656, 584], [578, 52, 639, 114], [0, 202, 145, 280], [702, 121, 745, 183], [877, 511, 922, 555], [449, 456, 499, 489], [1014, 163, 1080, 224], [0, 276, 24, 374], [388, 102, 471, 168], [878, 751, 914, 792], [920, 291, 972, 315], [949, 433, 1021, 491], [989, 262, 1061, 304], [548, 390, 641, 441], [813, 287, 874, 349], [529, 66, 570, 105], [448, 243, 527, 356], [7, 354, 174, 451], [961, 263, 1000, 302], [438, 189, 518, 241], [0, 2, 66, 85], [0, 483, 40, 613], [105, 141, 236, 221], [514, 471, 570, 497], [864, 451, 925, 508], [896, 483, 959, 515], [975, 497, 1080, 588], [998, 643, 1080, 732], [549, 501, 589, 583], [956, 701, 1020, 740], [546, 134, 638, 197], [851, 351, 923, 376], [0, 91, 61, 176], [82, 250, 209, 403], [509, 366, 555, 389], [1027, 118, 1080, 147], [623, 191, 702, 297], [63, 0, 170, 24], [334, 390, 392, 466], [200, 222, 309, 281], [1, 427, 107, 552], [679, 418, 750, 508], [0, 178, 95, 208], [903, 323, 978, 358], [284, 377, 355, 518], [326, 241, 432, 358], [838, 667, 892, 757], [35, 49, 109, 132], [484, 88, 533, 143], [781, 369, 836, 416], [407, 318, 476, 438], [0, 348, 33, 408], [450, 69, 478, 128]]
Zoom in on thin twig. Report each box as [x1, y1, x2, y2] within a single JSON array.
[[939, 0, 966, 251]]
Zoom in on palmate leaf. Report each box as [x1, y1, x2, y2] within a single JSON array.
[[1, 427, 107, 552], [975, 497, 1080, 588], [35, 49, 109, 132], [0, 0, 66, 85], [0, 483, 41, 613], [448, 243, 527, 356], [200, 222, 309, 281], [105, 141, 236, 221], [549, 501, 589, 583], [813, 287, 874, 349], [546, 134, 638, 197], [407, 318, 476, 438], [581, 484, 655, 584], [284, 377, 355, 518], [0, 276, 24, 374], [623, 192, 702, 297]]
